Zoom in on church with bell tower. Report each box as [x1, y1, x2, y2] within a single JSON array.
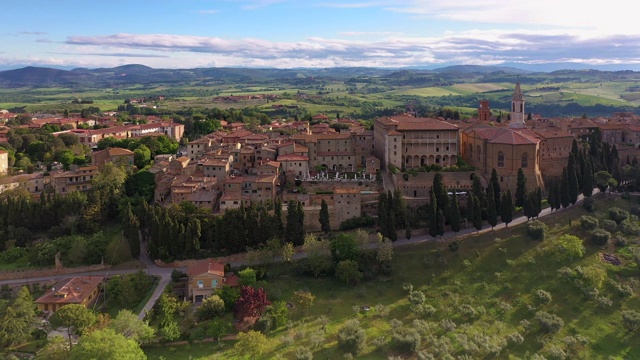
[[460, 82, 544, 192]]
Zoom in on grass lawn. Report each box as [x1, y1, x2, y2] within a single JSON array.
[[145, 196, 640, 359]]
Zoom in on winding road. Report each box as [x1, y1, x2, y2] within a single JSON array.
[[0, 189, 598, 318]]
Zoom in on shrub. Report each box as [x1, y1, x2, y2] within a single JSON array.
[[506, 332, 524, 345], [609, 207, 629, 224], [256, 315, 273, 333], [580, 215, 598, 231], [630, 205, 640, 216], [535, 289, 553, 304], [339, 215, 376, 231], [295, 346, 313, 360], [414, 304, 436, 317], [392, 328, 421, 353], [408, 291, 426, 306], [591, 229, 611, 246], [337, 320, 367, 355], [596, 296, 613, 309], [171, 269, 186, 282], [620, 220, 640, 236], [583, 197, 595, 212], [545, 345, 567, 360], [458, 304, 477, 318], [527, 220, 548, 241], [601, 219, 617, 233], [535, 311, 564, 333], [614, 235, 628, 247], [196, 295, 226, 321], [448, 241, 459, 252], [440, 319, 457, 332], [553, 234, 585, 261], [622, 310, 640, 331]]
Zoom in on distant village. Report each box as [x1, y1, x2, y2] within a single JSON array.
[[1, 83, 639, 231]]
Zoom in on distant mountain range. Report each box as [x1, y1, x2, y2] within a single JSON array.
[[0, 64, 636, 88]]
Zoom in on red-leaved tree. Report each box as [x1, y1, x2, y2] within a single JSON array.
[[234, 286, 271, 320]]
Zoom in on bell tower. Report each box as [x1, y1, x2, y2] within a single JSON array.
[[509, 82, 526, 128], [478, 98, 491, 121]]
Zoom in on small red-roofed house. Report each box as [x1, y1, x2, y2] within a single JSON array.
[[188, 261, 239, 303], [35, 276, 104, 313]]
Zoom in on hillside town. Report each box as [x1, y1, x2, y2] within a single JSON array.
[[0, 83, 638, 232]]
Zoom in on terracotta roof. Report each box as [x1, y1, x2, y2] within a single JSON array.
[[223, 130, 252, 138], [35, 276, 104, 306], [260, 161, 281, 168], [489, 130, 538, 145], [531, 128, 574, 139], [378, 116, 459, 131], [187, 190, 218, 203], [278, 154, 309, 161], [188, 261, 225, 277]]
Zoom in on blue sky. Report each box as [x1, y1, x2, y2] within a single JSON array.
[[2, 0, 639, 70]]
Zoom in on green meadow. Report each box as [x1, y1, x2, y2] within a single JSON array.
[[145, 196, 640, 359]]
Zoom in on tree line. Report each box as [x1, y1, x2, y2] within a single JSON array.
[[137, 198, 308, 262]]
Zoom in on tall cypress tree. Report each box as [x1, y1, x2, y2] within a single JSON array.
[[429, 187, 438, 238], [471, 174, 486, 210], [567, 153, 579, 205], [582, 157, 594, 197], [286, 200, 304, 246], [393, 188, 406, 229], [547, 180, 557, 211], [500, 190, 514, 226], [486, 184, 498, 229], [436, 209, 445, 236], [388, 207, 397, 241], [534, 187, 542, 217], [472, 195, 483, 231], [466, 192, 474, 225], [297, 201, 305, 241], [377, 192, 388, 237], [433, 172, 449, 214], [274, 198, 284, 238], [490, 168, 501, 210], [560, 167, 570, 209], [450, 191, 461, 232], [553, 181, 562, 212], [319, 199, 330, 233], [515, 168, 527, 208], [523, 193, 534, 220]]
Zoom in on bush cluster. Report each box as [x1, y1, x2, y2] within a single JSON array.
[[609, 207, 629, 224], [527, 220, 548, 241], [591, 229, 611, 246], [580, 215, 598, 231]]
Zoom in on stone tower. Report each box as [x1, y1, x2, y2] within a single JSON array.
[[509, 82, 526, 128], [478, 99, 491, 121]]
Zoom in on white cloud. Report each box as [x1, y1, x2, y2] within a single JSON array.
[[385, 0, 639, 34], [16, 27, 640, 69], [198, 10, 220, 14]]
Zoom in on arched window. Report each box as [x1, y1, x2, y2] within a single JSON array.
[[476, 145, 481, 161], [497, 151, 505, 167], [521, 152, 528, 168]]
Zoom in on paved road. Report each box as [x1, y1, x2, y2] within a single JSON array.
[[0, 189, 598, 317], [0, 241, 178, 320]]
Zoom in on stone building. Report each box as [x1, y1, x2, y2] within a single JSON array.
[[374, 115, 459, 169], [461, 83, 544, 191]]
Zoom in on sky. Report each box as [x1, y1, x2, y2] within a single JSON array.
[[2, 0, 640, 70]]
